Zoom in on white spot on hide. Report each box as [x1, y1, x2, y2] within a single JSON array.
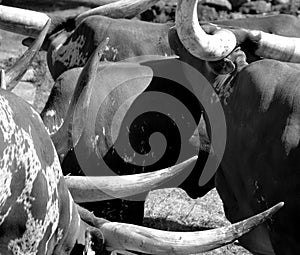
[[52, 35, 88, 68]]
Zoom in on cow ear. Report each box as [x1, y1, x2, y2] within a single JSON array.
[[207, 58, 235, 75], [22, 37, 49, 51], [22, 15, 75, 51], [75, 62, 154, 156]]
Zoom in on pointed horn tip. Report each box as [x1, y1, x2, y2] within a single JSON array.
[[258, 202, 284, 221], [268, 202, 284, 215], [169, 155, 198, 171], [43, 18, 52, 31], [186, 155, 198, 164]]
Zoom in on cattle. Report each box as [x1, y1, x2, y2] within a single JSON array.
[[43, 1, 300, 254], [0, 20, 283, 255], [167, 0, 300, 254], [20, 12, 300, 80]]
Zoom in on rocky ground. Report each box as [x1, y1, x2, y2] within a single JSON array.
[[1, 0, 296, 253]]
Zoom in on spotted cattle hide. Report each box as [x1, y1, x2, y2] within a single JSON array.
[[0, 90, 82, 255]]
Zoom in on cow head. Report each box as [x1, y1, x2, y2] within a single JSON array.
[[170, 0, 300, 73]]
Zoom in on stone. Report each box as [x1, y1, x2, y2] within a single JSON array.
[[240, 0, 272, 14], [272, 0, 290, 4], [12, 82, 36, 105], [21, 68, 35, 82], [228, 0, 248, 9], [201, 0, 232, 11], [197, 4, 219, 21], [143, 188, 253, 254], [144, 188, 228, 231]]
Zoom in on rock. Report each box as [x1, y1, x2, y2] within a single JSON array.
[[228, 0, 248, 9], [229, 11, 247, 19], [143, 188, 253, 254], [272, 0, 289, 4], [197, 4, 219, 21], [144, 188, 228, 231], [12, 82, 36, 105], [21, 68, 35, 82], [240, 0, 271, 14], [271, 3, 289, 12], [201, 0, 232, 11], [140, 0, 176, 23]]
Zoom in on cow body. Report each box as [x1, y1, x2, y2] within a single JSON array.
[[169, 24, 300, 254], [216, 60, 300, 255], [47, 15, 173, 79], [0, 89, 85, 254]]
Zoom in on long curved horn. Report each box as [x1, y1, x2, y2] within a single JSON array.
[[0, 5, 49, 37], [66, 156, 197, 202], [75, 0, 159, 26], [100, 202, 283, 254], [246, 30, 300, 62], [175, 0, 300, 63], [175, 0, 236, 61], [51, 38, 110, 161], [4, 19, 51, 91]]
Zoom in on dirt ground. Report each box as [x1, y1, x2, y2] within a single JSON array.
[[0, 10, 254, 255]]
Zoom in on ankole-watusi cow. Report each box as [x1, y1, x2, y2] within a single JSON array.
[[0, 18, 284, 255], [170, 0, 300, 254], [20, 2, 300, 255]]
